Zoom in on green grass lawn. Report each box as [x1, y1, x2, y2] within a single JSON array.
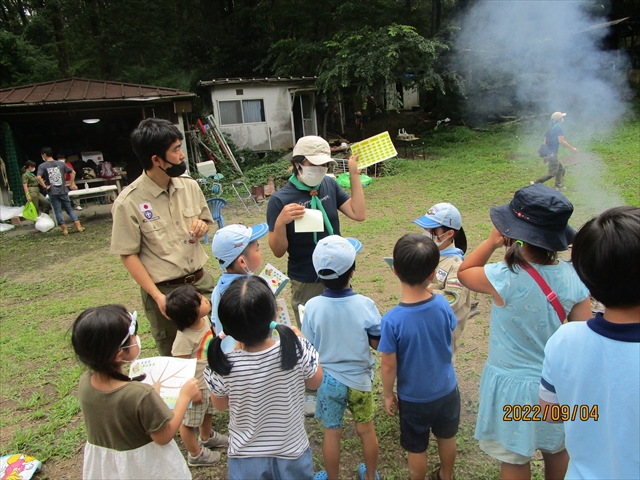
[[0, 107, 637, 479]]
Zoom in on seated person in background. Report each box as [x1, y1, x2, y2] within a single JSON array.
[[540, 206, 640, 480]]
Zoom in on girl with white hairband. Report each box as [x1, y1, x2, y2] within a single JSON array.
[[71, 305, 200, 479]]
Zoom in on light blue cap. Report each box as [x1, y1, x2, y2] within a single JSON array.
[[312, 235, 363, 279], [413, 203, 462, 230], [212, 223, 268, 268]]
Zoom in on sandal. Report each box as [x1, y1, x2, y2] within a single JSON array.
[[357, 463, 380, 480], [430, 465, 455, 480], [314, 471, 328, 480]]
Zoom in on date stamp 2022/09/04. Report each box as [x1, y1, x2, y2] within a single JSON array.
[[503, 404, 599, 422]]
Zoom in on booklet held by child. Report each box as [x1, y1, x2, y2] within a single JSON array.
[[129, 357, 197, 409], [259, 263, 290, 297]]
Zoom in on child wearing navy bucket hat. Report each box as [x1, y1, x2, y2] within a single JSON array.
[[413, 203, 470, 359], [458, 184, 591, 480]]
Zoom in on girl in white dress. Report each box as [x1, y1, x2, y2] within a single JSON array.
[[72, 305, 200, 479]]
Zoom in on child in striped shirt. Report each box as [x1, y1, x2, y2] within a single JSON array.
[[204, 276, 323, 480]]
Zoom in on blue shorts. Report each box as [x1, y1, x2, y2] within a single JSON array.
[[399, 386, 460, 453], [227, 446, 313, 480], [316, 372, 375, 429]]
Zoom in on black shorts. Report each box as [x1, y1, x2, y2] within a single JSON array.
[[398, 386, 460, 453]]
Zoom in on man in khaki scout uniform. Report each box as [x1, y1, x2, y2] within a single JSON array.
[[111, 118, 215, 356]]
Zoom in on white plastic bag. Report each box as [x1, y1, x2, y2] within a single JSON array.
[[35, 213, 55, 232]]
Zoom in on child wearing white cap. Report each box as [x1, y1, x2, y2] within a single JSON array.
[[413, 202, 471, 358], [301, 235, 381, 480], [210, 223, 269, 352]]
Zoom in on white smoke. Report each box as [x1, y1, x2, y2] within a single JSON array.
[[453, 1, 631, 210], [454, 1, 630, 131]]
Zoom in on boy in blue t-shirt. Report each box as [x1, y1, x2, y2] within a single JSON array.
[[540, 207, 640, 479], [379, 233, 459, 480], [302, 235, 381, 480], [210, 223, 268, 352]]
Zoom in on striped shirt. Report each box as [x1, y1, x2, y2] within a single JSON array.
[[204, 338, 319, 458]]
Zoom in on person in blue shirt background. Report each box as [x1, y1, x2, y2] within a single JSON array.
[[533, 111, 578, 191]]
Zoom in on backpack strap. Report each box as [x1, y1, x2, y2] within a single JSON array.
[[522, 264, 567, 323]]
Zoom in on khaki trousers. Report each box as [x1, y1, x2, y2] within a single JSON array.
[[290, 279, 325, 327]]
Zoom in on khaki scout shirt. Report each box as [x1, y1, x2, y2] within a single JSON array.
[[430, 255, 471, 324], [110, 172, 213, 284]]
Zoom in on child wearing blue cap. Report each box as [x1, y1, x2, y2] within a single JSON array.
[[413, 203, 470, 358], [301, 235, 381, 480], [210, 223, 269, 352]]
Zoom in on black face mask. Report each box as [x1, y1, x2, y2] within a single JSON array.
[[160, 159, 187, 177]]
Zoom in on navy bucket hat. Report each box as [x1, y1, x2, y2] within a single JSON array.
[[490, 184, 576, 251]]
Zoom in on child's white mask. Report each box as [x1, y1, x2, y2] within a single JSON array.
[[121, 335, 141, 362], [423, 230, 447, 248]]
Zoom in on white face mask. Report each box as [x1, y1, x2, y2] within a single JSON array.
[[238, 256, 255, 276], [423, 230, 448, 248], [121, 335, 141, 363], [299, 165, 327, 187]]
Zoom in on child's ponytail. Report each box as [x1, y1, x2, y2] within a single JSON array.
[[207, 335, 232, 376], [504, 239, 557, 272], [274, 324, 302, 371], [453, 227, 468, 254]]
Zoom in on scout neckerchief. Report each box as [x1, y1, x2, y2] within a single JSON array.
[[439, 247, 464, 261], [288, 174, 334, 243]]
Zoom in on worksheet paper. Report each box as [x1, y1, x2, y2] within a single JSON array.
[[294, 208, 324, 233]]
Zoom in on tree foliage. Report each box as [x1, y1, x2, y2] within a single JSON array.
[[0, 0, 460, 95], [316, 24, 459, 103], [3, 0, 629, 122]]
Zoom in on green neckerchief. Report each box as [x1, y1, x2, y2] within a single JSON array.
[[288, 174, 334, 243]]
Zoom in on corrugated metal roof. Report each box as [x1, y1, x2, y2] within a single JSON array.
[[0, 78, 195, 106], [199, 76, 317, 87]]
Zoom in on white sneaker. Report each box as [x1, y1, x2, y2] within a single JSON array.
[[304, 394, 316, 417], [198, 430, 229, 449], [187, 447, 220, 466], [74, 205, 83, 211]]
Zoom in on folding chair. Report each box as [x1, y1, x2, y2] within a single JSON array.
[[232, 181, 261, 215], [203, 198, 226, 244]]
